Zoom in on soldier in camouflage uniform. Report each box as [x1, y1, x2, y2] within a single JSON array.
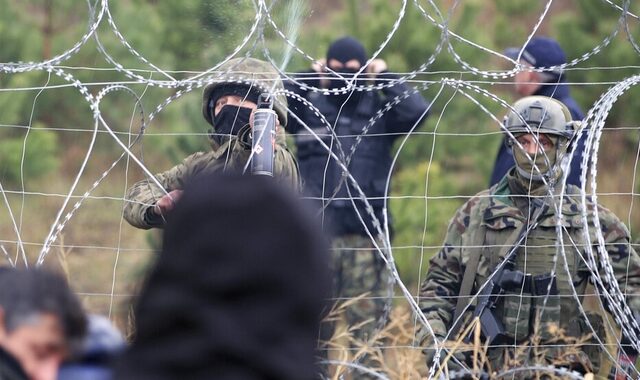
[[418, 96, 640, 378], [123, 58, 300, 229]]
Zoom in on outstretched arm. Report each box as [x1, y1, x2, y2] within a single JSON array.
[[123, 152, 203, 229]]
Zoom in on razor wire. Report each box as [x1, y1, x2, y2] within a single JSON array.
[[1, 0, 640, 379]]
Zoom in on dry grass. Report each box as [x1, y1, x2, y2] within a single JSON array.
[[321, 298, 619, 380], [321, 297, 428, 380]]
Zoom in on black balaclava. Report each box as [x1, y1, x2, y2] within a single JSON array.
[[114, 173, 331, 380], [212, 105, 252, 145], [326, 36, 367, 105], [208, 84, 260, 145], [326, 36, 367, 68]]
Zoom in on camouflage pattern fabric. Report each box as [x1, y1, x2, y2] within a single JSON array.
[[123, 127, 300, 229], [418, 172, 640, 375], [331, 234, 389, 341], [320, 234, 389, 376]]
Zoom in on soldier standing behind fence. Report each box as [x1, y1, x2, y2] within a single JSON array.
[[418, 96, 640, 379]]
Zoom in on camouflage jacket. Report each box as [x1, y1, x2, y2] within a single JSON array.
[[123, 127, 300, 229], [418, 173, 640, 372]]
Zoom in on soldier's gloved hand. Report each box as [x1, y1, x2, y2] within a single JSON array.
[[153, 189, 183, 216], [237, 124, 253, 149]]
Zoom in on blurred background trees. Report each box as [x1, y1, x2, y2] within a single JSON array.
[[0, 0, 639, 295]]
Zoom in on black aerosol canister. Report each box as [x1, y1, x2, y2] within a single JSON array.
[[251, 93, 277, 176]]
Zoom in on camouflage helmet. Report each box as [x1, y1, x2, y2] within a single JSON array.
[[504, 96, 576, 140], [202, 57, 288, 127]]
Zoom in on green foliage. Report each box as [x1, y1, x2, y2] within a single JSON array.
[[1, 0, 639, 289], [494, 0, 540, 15], [162, 93, 211, 164], [0, 123, 59, 185], [390, 161, 462, 285], [552, 2, 640, 126]]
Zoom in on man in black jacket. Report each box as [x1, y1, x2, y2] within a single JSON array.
[[285, 36, 430, 364], [491, 36, 586, 187]]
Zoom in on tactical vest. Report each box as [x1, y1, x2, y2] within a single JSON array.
[[462, 189, 604, 373], [294, 91, 393, 236]]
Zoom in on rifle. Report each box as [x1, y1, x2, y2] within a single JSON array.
[[464, 265, 524, 345], [464, 202, 550, 346]]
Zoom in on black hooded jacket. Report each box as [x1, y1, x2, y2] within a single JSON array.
[[286, 72, 430, 237], [114, 174, 331, 380]]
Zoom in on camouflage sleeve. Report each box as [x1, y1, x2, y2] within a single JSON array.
[[597, 206, 640, 313], [273, 143, 301, 192], [123, 152, 205, 229], [253, 124, 301, 191], [124, 127, 300, 229], [208, 134, 299, 191], [417, 206, 467, 347]]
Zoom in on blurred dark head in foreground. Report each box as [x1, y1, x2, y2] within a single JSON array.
[[0, 268, 86, 380], [115, 173, 331, 380]]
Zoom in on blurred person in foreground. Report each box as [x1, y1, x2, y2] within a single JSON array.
[[419, 96, 640, 379], [57, 314, 124, 380], [0, 268, 86, 380], [123, 57, 300, 230], [284, 36, 430, 358], [114, 173, 331, 380], [491, 36, 586, 188]]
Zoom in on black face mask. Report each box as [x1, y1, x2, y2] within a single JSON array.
[[211, 105, 252, 145], [326, 67, 362, 105], [326, 67, 360, 90]]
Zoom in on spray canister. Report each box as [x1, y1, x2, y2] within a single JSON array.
[[251, 93, 277, 176]]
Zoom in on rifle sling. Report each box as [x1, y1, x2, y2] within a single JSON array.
[[449, 202, 548, 338], [449, 238, 484, 339]]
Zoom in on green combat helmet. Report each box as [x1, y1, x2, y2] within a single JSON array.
[[202, 57, 288, 128], [504, 96, 580, 183], [504, 96, 576, 140]]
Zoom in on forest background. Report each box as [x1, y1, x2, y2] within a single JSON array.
[[0, 0, 639, 334]]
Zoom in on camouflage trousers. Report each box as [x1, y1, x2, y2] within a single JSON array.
[[319, 234, 391, 377]]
